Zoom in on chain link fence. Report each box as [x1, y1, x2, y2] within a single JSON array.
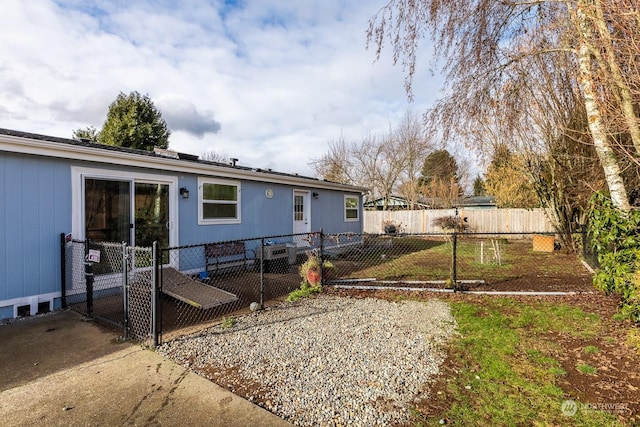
[[62, 230, 597, 346], [158, 233, 318, 341], [62, 237, 156, 346], [325, 231, 596, 293]]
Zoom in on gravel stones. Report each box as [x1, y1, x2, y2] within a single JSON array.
[[158, 295, 456, 426]]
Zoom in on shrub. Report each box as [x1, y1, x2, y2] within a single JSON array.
[[588, 192, 640, 322], [433, 215, 467, 233]]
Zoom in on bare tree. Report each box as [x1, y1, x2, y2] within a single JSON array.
[[200, 150, 229, 164], [310, 110, 434, 209], [393, 110, 433, 207], [421, 177, 462, 209], [351, 131, 406, 210], [308, 133, 354, 184], [367, 0, 640, 212]]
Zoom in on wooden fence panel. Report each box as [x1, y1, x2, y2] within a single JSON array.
[[363, 208, 554, 234]]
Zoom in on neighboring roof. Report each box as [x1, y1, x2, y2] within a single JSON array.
[[363, 196, 431, 210], [364, 195, 498, 210], [0, 128, 367, 193], [459, 196, 497, 208]]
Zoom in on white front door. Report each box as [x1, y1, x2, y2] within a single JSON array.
[[293, 190, 311, 235]]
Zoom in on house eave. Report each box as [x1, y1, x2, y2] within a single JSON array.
[[0, 133, 368, 193]]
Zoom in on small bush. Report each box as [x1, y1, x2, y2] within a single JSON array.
[[287, 282, 322, 302], [221, 317, 237, 328], [433, 215, 467, 232]]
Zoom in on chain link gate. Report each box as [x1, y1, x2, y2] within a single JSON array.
[[61, 235, 158, 346]]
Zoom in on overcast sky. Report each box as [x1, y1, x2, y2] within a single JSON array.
[[1, 0, 443, 176]]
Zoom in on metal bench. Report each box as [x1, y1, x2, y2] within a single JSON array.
[[205, 241, 254, 273]]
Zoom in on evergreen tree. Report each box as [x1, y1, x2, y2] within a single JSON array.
[[99, 91, 170, 151]]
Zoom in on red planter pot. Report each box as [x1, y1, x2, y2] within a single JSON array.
[[306, 268, 321, 286]]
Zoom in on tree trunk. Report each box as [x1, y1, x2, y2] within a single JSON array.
[[591, 0, 640, 154], [575, 3, 631, 211]]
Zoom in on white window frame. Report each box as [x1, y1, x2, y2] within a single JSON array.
[[198, 177, 242, 225], [71, 166, 179, 245], [344, 194, 360, 222]]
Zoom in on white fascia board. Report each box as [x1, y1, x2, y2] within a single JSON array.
[[0, 134, 368, 193]]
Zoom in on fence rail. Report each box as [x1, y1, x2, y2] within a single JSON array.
[[62, 229, 597, 346]]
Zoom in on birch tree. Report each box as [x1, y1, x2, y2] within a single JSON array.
[[367, 0, 639, 212]]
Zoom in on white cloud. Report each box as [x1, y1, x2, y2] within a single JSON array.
[[155, 95, 221, 138], [0, 0, 444, 175]]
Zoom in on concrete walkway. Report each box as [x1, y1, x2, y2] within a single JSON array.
[[0, 310, 292, 427]]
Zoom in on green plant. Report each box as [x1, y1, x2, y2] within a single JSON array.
[[627, 328, 640, 355], [588, 192, 640, 322], [287, 250, 335, 302], [584, 345, 599, 355], [287, 282, 322, 302], [548, 366, 567, 377], [221, 317, 237, 329], [577, 364, 598, 375]]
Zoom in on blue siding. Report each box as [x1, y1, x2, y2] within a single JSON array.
[[0, 153, 71, 301], [177, 180, 294, 245], [177, 181, 362, 247], [4, 157, 23, 299], [0, 155, 5, 300], [0, 305, 12, 319], [310, 190, 362, 234], [1, 150, 363, 314]]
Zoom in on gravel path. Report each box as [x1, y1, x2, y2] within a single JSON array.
[[158, 295, 456, 426]]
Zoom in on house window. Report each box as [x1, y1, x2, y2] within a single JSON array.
[[199, 178, 241, 224], [294, 195, 304, 221], [344, 195, 359, 222]]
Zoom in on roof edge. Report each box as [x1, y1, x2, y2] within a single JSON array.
[[0, 128, 368, 193]]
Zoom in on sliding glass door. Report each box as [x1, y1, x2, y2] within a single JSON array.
[[84, 178, 170, 248], [134, 182, 170, 249], [85, 178, 132, 244]]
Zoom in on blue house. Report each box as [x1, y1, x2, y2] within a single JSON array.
[[0, 128, 366, 320]]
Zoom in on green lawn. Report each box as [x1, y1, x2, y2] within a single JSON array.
[[410, 297, 623, 426]]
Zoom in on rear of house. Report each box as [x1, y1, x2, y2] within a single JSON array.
[[0, 128, 366, 320]]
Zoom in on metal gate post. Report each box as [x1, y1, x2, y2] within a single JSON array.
[[84, 240, 94, 318], [259, 238, 265, 310], [452, 231, 458, 292], [152, 241, 159, 347], [121, 242, 129, 340], [319, 229, 325, 286], [60, 233, 67, 309]]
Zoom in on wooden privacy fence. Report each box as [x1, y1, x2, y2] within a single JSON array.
[[363, 208, 555, 234]]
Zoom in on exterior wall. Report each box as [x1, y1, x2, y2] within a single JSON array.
[[0, 153, 71, 318], [177, 179, 362, 246], [309, 189, 362, 235], [0, 150, 364, 319]]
